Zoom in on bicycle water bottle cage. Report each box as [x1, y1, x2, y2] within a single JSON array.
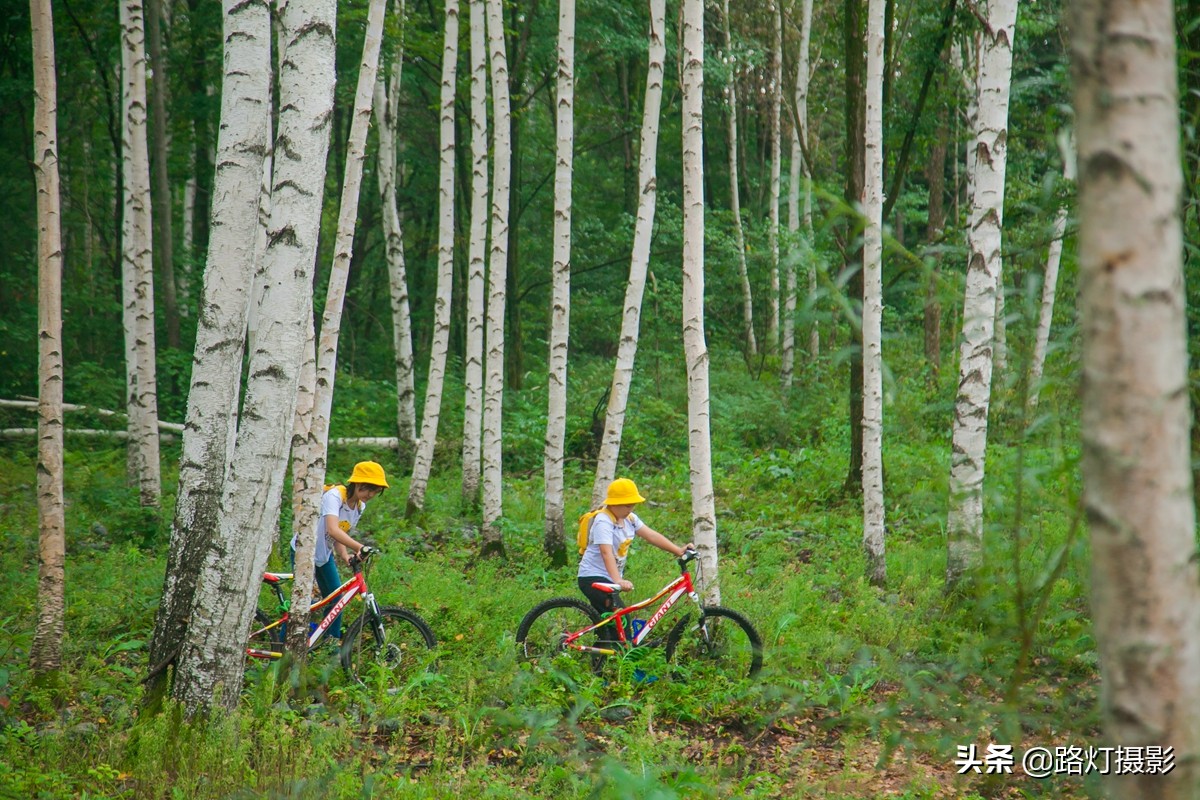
[[591, 582, 623, 593]]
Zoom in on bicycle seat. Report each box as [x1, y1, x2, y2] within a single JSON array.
[[262, 572, 294, 584], [590, 581, 624, 593]]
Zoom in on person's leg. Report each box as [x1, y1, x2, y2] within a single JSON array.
[[578, 576, 625, 646], [313, 558, 344, 638]]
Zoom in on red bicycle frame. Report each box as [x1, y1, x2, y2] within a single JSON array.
[[565, 561, 700, 656], [246, 565, 372, 660]]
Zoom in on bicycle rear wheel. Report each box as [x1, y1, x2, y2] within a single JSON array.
[[340, 606, 437, 690], [665, 606, 763, 679], [515, 597, 602, 669]]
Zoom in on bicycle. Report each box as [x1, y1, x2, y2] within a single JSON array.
[[515, 548, 762, 679], [247, 546, 437, 689]]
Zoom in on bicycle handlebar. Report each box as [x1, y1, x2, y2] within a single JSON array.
[[677, 547, 698, 569], [349, 544, 381, 571]]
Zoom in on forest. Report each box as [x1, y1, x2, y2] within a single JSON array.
[[3, 0, 1200, 797]]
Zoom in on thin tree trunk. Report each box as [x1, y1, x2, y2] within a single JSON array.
[[945, 0, 1018, 591], [861, 0, 886, 588], [681, 0, 719, 605], [783, 0, 815, 390], [30, 0, 66, 678], [120, 0, 162, 507], [843, 0, 865, 496], [146, 0, 179, 349], [375, 0, 417, 465], [766, 1, 782, 355], [480, 0, 512, 555], [461, 0, 487, 508], [292, 0, 386, 618], [543, 0, 576, 566], [1072, 0, 1200, 792], [721, 0, 756, 359], [146, 0, 270, 707], [591, 0, 666, 508], [1027, 133, 1074, 412], [407, 0, 459, 515], [172, 0, 334, 714], [286, 304, 318, 658], [923, 105, 947, 381]]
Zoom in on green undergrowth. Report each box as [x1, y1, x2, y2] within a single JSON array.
[[0, 345, 1097, 799]]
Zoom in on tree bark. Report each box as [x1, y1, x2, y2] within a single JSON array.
[[1027, 133, 1074, 413], [842, 0, 865, 496], [172, 0, 333, 714], [30, 0, 66, 678], [543, 0, 576, 566], [462, 0, 488, 508], [1072, 0, 1200, 793], [861, 0, 886, 588], [945, 0, 1018, 591], [481, 0, 512, 555], [721, 0, 757, 359], [591, 0, 666, 508], [766, 1, 782, 355], [783, 0, 816, 391], [146, 0, 270, 707], [681, 0, 719, 605], [146, 0, 179, 349], [119, 0, 162, 507], [407, 0, 459, 515]]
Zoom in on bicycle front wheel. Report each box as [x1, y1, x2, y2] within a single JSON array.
[[665, 606, 763, 679], [516, 597, 602, 668], [340, 606, 437, 690]]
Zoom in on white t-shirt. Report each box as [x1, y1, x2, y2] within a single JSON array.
[[577, 510, 643, 579], [291, 486, 364, 567]]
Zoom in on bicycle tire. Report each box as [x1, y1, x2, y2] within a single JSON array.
[[515, 597, 603, 668], [664, 606, 763, 679], [340, 606, 437, 690]]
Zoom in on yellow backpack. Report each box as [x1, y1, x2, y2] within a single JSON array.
[[577, 507, 616, 555]]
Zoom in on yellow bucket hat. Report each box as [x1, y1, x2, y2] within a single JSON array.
[[348, 461, 389, 488], [604, 477, 646, 506]]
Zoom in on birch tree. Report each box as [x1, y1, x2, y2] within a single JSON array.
[[146, 0, 180, 349], [1027, 131, 1074, 412], [681, 0, 719, 604], [766, 2, 782, 354], [543, 0, 576, 564], [591, 0, 667, 508], [1071, 0, 1200, 793], [289, 0, 386, 650], [172, 0, 335, 713], [407, 0, 459, 514], [30, 0, 66, 678], [861, 0, 886, 587], [119, 0, 162, 507], [782, 0, 815, 390], [721, 0, 756, 359], [481, 0, 512, 554], [462, 0, 488, 507], [146, 0, 271, 703], [375, 0, 417, 463], [945, 0, 1018, 590]]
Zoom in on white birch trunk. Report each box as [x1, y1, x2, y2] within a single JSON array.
[[287, 303, 318, 653], [462, 0, 488, 506], [173, 0, 334, 713], [721, 0, 756, 359], [766, 2, 782, 355], [149, 0, 270, 700], [30, 0, 66, 675], [1028, 133, 1074, 412], [1073, 0, 1200, 792], [294, 0, 386, 575], [681, 0, 719, 604], [591, 0, 666, 508], [481, 0, 512, 549], [945, 0, 1018, 589], [119, 0, 161, 507], [861, 0, 886, 588], [376, 0, 417, 457], [543, 0, 576, 558], [783, 0, 815, 388], [407, 0, 459, 514]]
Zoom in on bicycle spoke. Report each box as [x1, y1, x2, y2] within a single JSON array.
[[515, 597, 603, 670], [666, 607, 763, 679]]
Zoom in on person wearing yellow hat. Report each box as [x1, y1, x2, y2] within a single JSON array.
[[577, 478, 692, 647], [290, 461, 389, 638]]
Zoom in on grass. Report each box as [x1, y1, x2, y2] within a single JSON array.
[[0, 342, 1100, 799]]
